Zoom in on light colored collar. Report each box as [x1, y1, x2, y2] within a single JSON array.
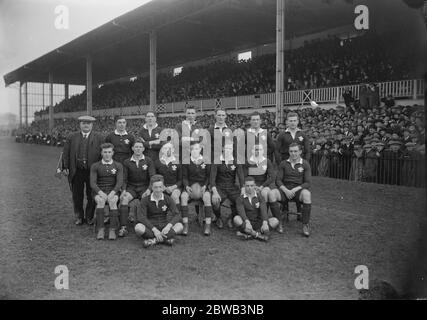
[[191, 155, 204, 163], [150, 192, 164, 202], [287, 158, 303, 166], [160, 155, 176, 164], [81, 131, 91, 137], [214, 123, 228, 129], [242, 191, 257, 199], [183, 120, 196, 127], [220, 154, 234, 162], [102, 159, 113, 165], [114, 129, 128, 136], [247, 127, 264, 134], [143, 123, 158, 130], [249, 155, 266, 164], [285, 128, 301, 133], [130, 154, 145, 162]]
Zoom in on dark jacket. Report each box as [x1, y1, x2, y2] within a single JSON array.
[[62, 131, 104, 182]]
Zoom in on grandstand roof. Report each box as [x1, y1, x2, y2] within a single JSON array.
[[3, 0, 355, 86]]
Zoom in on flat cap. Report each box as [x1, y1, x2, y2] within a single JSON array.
[[78, 115, 96, 122]]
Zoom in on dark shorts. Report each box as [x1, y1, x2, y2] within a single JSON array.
[[126, 185, 148, 200], [164, 186, 183, 195], [279, 188, 303, 204], [256, 183, 277, 190], [216, 186, 240, 204]]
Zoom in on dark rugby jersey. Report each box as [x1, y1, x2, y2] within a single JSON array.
[[236, 192, 268, 222], [182, 158, 210, 187], [210, 160, 244, 189], [90, 160, 123, 193], [276, 158, 311, 190], [137, 193, 181, 229], [276, 129, 311, 161], [154, 158, 182, 188], [139, 124, 164, 162], [105, 131, 135, 163], [243, 158, 275, 187], [122, 156, 155, 190]]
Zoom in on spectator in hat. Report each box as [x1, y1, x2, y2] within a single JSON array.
[[349, 141, 364, 181], [381, 140, 403, 185], [62, 115, 105, 225]]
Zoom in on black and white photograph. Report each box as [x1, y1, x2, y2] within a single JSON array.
[[0, 0, 426, 303]]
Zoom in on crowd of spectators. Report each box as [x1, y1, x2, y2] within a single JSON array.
[[18, 99, 425, 187], [34, 32, 417, 117]]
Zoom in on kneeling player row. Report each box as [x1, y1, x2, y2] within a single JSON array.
[[89, 140, 312, 246]]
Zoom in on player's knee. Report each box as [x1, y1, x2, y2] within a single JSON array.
[[173, 222, 183, 234], [171, 190, 181, 203], [202, 192, 211, 205], [301, 189, 311, 203], [135, 223, 146, 236], [121, 193, 132, 205], [269, 217, 279, 229], [181, 191, 189, 202], [261, 189, 269, 201], [233, 215, 243, 226], [95, 196, 106, 207], [268, 190, 278, 202]]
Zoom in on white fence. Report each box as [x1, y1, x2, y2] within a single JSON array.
[[36, 79, 424, 120]]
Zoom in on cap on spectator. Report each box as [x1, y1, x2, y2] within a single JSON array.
[[388, 140, 402, 146], [405, 142, 417, 147], [78, 115, 96, 122], [376, 141, 385, 147], [363, 143, 372, 149]]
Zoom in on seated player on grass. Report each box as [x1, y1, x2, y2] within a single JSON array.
[[154, 142, 182, 212], [270, 143, 312, 237], [90, 143, 124, 240], [135, 175, 183, 248], [180, 143, 213, 236], [210, 142, 244, 229], [234, 176, 279, 242], [118, 138, 155, 237]]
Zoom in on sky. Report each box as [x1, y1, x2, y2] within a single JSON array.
[[0, 0, 152, 116]]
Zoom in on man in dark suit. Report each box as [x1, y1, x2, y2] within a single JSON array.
[[62, 116, 104, 225]]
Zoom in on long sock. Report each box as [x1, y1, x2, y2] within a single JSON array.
[[96, 208, 105, 228], [269, 202, 284, 220], [301, 203, 311, 224], [119, 205, 129, 227], [181, 206, 189, 219], [175, 203, 181, 213], [204, 206, 213, 219], [213, 206, 221, 219], [110, 209, 119, 229]]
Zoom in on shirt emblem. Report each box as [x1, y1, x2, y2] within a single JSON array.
[[298, 136, 304, 141], [260, 135, 266, 141], [171, 165, 177, 171], [254, 201, 260, 208], [298, 167, 304, 173], [201, 163, 206, 169], [142, 164, 148, 170], [111, 168, 117, 174], [261, 165, 267, 171], [194, 129, 199, 135], [124, 139, 130, 144], [230, 165, 236, 170], [155, 133, 160, 138], [161, 205, 167, 212]]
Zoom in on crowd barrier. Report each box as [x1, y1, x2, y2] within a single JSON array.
[[35, 78, 424, 121]]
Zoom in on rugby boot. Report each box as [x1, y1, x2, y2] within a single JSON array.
[[182, 222, 189, 236], [204, 223, 211, 236], [164, 238, 175, 246], [215, 217, 224, 229], [108, 228, 117, 240], [143, 238, 157, 248], [302, 224, 310, 237], [118, 226, 128, 237], [97, 228, 105, 240]]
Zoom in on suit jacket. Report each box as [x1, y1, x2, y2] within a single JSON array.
[[62, 131, 104, 183]]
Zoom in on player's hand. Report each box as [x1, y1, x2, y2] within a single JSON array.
[[201, 186, 206, 194], [62, 169, 69, 176], [261, 221, 269, 234], [153, 228, 164, 242], [282, 188, 294, 200], [141, 189, 151, 198], [98, 191, 108, 201], [150, 139, 161, 146], [212, 192, 221, 205], [244, 220, 253, 233], [185, 186, 192, 194], [107, 191, 116, 201], [161, 224, 172, 236]]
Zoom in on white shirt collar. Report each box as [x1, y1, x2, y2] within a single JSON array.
[[114, 130, 128, 136], [130, 154, 145, 162], [101, 159, 113, 165], [242, 191, 257, 200], [81, 131, 91, 137], [247, 127, 265, 134], [214, 123, 228, 129], [143, 123, 158, 130], [160, 155, 177, 164], [191, 155, 204, 163], [150, 192, 164, 202], [249, 155, 266, 164], [219, 154, 234, 162], [287, 157, 303, 167]]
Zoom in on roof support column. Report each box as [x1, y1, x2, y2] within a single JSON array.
[[24, 82, 28, 127], [49, 73, 54, 131], [19, 82, 22, 128], [86, 55, 93, 116], [275, 0, 285, 126], [149, 30, 157, 112], [65, 83, 69, 100]]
